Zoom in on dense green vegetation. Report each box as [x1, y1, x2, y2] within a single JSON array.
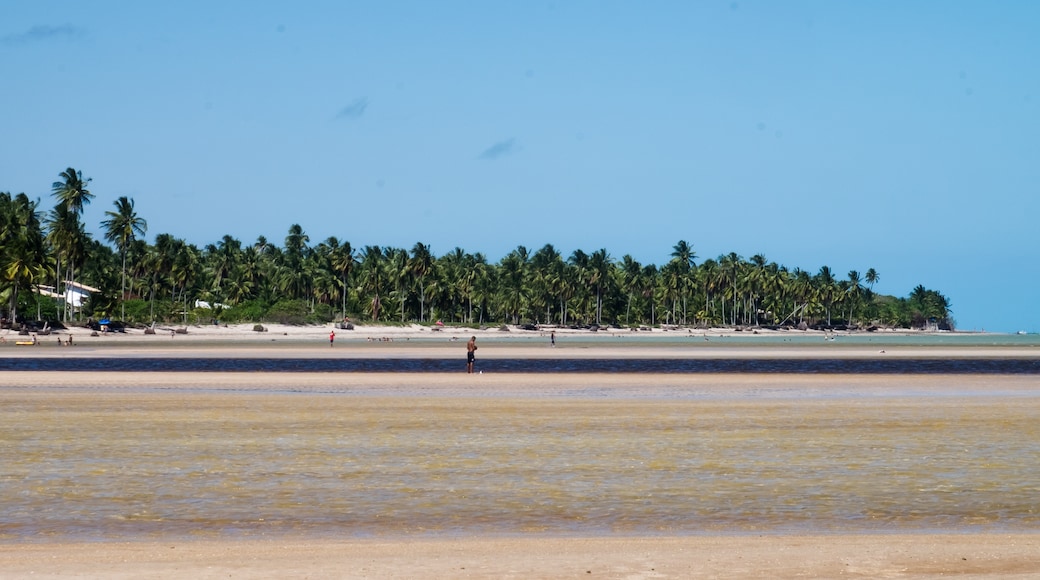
[[3, 168, 953, 330]]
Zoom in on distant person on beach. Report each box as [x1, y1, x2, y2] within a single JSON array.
[[466, 336, 477, 373], [551, 331, 556, 347], [329, 330, 335, 347]]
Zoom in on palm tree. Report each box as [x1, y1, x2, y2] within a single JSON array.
[[815, 266, 838, 326], [619, 255, 642, 325], [50, 168, 95, 321], [499, 246, 530, 324], [718, 253, 743, 326], [169, 239, 201, 323], [276, 224, 310, 300], [844, 270, 863, 325], [531, 244, 565, 324], [1, 192, 48, 324], [660, 260, 683, 325], [101, 196, 147, 321], [639, 264, 658, 325], [670, 240, 697, 324], [695, 258, 719, 325], [207, 235, 242, 298], [864, 268, 879, 295], [589, 249, 613, 325], [409, 242, 434, 322], [358, 245, 386, 321], [52, 168, 94, 214], [384, 247, 409, 322], [326, 237, 355, 320], [743, 254, 768, 326]]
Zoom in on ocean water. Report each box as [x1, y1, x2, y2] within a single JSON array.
[[3, 380, 1039, 542]]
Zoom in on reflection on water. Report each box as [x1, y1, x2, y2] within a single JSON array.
[[3, 384, 1039, 542]]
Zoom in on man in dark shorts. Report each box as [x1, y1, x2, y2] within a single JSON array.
[[466, 336, 477, 373]]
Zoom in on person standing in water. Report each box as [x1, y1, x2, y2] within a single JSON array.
[[329, 329, 335, 347], [466, 336, 477, 373]]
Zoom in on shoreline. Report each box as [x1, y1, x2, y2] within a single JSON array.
[[1, 320, 1029, 343], [2, 321, 1038, 360]]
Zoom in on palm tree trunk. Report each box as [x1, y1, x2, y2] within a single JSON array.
[[120, 250, 127, 321]]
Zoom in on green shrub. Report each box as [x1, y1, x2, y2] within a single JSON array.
[[120, 299, 151, 324], [221, 300, 269, 323], [308, 302, 335, 324], [266, 300, 310, 325]]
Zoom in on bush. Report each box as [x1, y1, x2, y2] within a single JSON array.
[[308, 302, 335, 324], [265, 300, 310, 325], [221, 300, 269, 323], [18, 293, 61, 321], [120, 299, 151, 324]]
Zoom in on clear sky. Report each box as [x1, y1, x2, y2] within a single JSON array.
[[2, 1, 1037, 332]]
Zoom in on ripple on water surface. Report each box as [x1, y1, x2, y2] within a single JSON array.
[[2, 389, 1039, 541]]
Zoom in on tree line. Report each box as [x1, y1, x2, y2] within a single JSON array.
[[2, 168, 954, 330]]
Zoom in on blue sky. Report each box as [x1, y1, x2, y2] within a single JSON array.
[[2, 1, 1037, 332]]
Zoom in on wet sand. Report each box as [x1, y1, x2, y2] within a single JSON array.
[[3, 534, 1039, 579], [3, 339, 1039, 578]]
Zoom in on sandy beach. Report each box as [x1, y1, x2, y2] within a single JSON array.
[[2, 321, 1038, 360], [3, 534, 1039, 579], [2, 325, 1039, 578]]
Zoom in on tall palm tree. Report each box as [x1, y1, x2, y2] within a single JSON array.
[[670, 240, 697, 324], [52, 168, 94, 215], [696, 258, 719, 325], [844, 270, 863, 324], [719, 253, 743, 326], [208, 235, 242, 297], [358, 245, 386, 321], [864, 268, 879, 292], [470, 254, 494, 324], [384, 247, 409, 322], [50, 168, 95, 321], [1, 192, 48, 324], [815, 265, 838, 326], [277, 224, 310, 300], [101, 196, 147, 321], [531, 244, 565, 324], [639, 264, 658, 325], [409, 242, 434, 323], [660, 260, 683, 325], [744, 254, 768, 326], [589, 249, 613, 325], [326, 237, 355, 320], [499, 246, 530, 324], [619, 255, 642, 325]]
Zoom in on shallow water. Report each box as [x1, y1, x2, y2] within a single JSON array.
[[3, 382, 1039, 542], [4, 357, 1039, 374]]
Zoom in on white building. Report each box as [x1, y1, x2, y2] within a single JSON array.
[[64, 281, 100, 310], [37, 281, 100, 313]]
